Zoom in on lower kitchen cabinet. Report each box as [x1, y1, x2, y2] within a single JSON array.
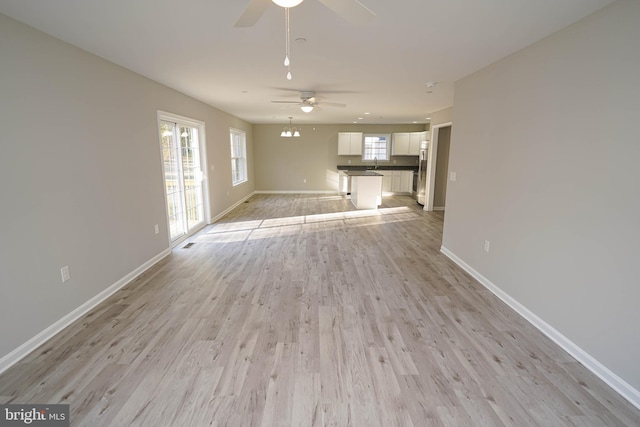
[[379, 170, 413, 194]]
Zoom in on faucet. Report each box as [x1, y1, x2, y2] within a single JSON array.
[[374, 157, 378, 169]]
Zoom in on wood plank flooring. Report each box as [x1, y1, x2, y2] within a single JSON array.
[[1, 194, 639, 426]]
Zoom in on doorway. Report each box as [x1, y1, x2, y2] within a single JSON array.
[[424, 122, 452, 212], [433, 126, 451, 211], [158, 112, 208, 245]]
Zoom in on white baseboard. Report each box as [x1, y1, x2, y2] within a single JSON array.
[[255, 190, 337, 195], [210, 192, 256, 223], [382, 192, 412, 196], [433, 206, 445, 211], [0, 248, 171, 375], [440, 246, 640, 410]]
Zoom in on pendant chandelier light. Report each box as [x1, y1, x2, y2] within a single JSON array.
[[280, 117, 301, 137]]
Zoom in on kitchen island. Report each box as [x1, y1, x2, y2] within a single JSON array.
[[345, 171, 382, 209]]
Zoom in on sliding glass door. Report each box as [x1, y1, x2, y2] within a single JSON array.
[[160, 119, 205, 243]]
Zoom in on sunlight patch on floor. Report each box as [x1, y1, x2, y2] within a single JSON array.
[[196, 206, 419, 244]]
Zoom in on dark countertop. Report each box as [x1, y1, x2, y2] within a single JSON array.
[[343, 171, 383, 177], [337, 165, 418, 172]]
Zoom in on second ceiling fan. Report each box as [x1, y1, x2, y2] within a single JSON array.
[[235, 0, 375, 27], [272, 91, 346, 113]]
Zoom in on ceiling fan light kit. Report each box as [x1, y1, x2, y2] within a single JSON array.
[[235, 0, 375, 28], [272, 0, 304, 7], [300, 104, 314, 113], [236, 0, 376, 81]]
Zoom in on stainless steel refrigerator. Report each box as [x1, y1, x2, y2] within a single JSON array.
[[416, 142, 428, 205]]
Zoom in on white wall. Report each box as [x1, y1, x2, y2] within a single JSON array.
[[443, 0, 640, 397], [0, 14, 254, 363]]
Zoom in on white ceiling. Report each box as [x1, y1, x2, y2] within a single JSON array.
[[0, 0, 613, 124]]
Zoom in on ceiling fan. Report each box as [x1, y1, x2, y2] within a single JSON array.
[[271, 91, 346, 113], [235, 0, 375, 27]]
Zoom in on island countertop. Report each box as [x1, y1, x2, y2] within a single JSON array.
[[343, 170, 383, 177], [337, 165, 418, 172]]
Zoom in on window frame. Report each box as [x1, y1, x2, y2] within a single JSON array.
[[230, 128, 248, 186], [362, 133, 391, 162]]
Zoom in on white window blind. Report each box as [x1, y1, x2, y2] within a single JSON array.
[[362, 134, 390, 161]]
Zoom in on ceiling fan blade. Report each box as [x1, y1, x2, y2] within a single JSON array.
[[316, 0, 375, 25], [318, 101, 347, 108], [235, 0, 271, 27], [271, 101, 302, 104]]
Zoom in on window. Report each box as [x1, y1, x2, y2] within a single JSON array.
[[362, 134, 390, 161], [230, 128, 247, 185]]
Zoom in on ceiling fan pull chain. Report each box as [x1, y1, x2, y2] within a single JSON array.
[[285, 7, 292, 80]]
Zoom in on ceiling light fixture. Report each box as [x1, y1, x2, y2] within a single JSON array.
[[280, 117, 301, 137], [300, 104, 314, 113], [272, 0, 303, 7]]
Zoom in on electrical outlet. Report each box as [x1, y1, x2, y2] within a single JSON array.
[[60, 265, 70, 283], [303, 178, 307, 184], [484, 240, 490, 253], [154, 224, 159, 234], [449, 171, 457, 182], [347, 159, 351, 164]]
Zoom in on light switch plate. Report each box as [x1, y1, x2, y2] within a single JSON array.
[[61, 265, 70, 283], [449, 171, 457, 182]]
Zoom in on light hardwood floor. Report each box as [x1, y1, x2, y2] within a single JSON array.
[[1, 194, 639, 426]]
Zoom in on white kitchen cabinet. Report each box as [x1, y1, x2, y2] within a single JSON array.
[[392, 133, 411, 155], [399, 170, 413, 192], [408, 132, 429, 155], [391, 172, 402, 192], [380, 171, 393, 193], [379, 170, 413, 194], [338, 132, 363, 155], [392, 131, 427, 156]]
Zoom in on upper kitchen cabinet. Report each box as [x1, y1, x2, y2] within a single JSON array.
[[338, 132, 363, 155], [392, 131, 429, 155]]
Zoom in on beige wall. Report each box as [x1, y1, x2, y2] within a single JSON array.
[[254, 124, 427, 192], [429, 107, 453, 127], [443, 0, 640, 394], [0, 14, 253, 362]]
